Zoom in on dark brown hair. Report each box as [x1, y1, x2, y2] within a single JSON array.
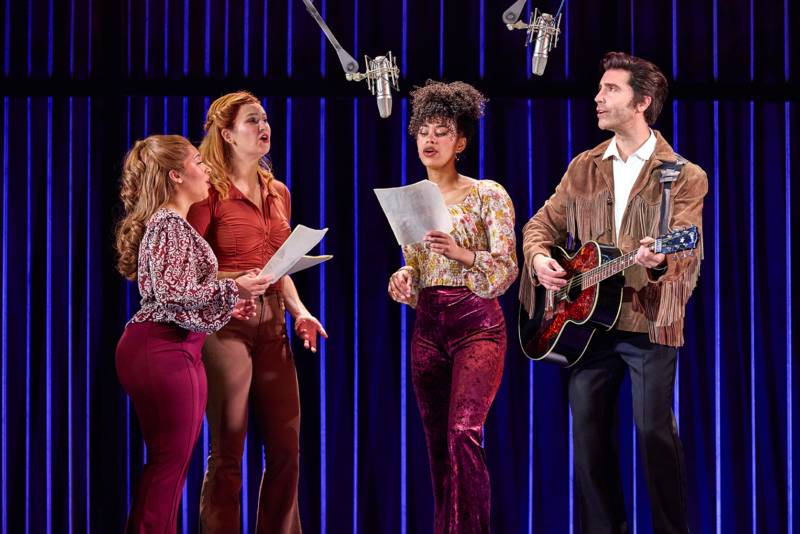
[[408, 80, 486, 144], [600, 52, 668, 125]]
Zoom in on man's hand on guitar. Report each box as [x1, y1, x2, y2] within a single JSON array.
[[635, 237, 667, 269], [533, 254, 567, 290]]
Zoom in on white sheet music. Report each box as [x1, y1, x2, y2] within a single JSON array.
[[374, 181, 453, 246], [284, 255, 333, 276], [260, 225, 329, 280]]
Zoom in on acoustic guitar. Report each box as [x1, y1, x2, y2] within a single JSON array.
[[518, 226, 699, 367]]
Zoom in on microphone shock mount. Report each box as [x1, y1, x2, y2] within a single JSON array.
[[346, 52, 400, 94]]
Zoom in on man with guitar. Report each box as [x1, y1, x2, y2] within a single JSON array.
[[520, 52, 707, 533]]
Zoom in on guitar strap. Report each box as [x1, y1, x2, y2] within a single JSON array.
[[658, 153, 688, 235]]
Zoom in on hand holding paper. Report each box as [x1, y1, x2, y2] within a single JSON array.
[[374, 180, 453, 246], [260, 225, 332, 280]]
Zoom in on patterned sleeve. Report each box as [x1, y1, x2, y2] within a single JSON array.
[[395, 245, 422, 308], [464, 181, 519, 299], [148, 217, 238, 328]]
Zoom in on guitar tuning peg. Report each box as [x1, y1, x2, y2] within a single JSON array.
[[673, 253, 677, 260], [689, 250, 694, 257], [681, 252, 686, 258]]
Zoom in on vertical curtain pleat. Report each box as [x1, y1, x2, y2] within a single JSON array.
[[0, 0, 797, 533]]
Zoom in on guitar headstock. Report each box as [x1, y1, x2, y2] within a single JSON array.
[[654, 225, 699, 259]]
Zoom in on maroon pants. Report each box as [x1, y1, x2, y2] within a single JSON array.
[[411, 286, 506, 534], [115, 321, 207, 534], [199, 291, 301, 534]]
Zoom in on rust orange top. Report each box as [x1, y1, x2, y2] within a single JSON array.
[[187, 179, 292, 292]]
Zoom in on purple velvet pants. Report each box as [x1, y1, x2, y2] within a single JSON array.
[[411, 286, 506, 534]]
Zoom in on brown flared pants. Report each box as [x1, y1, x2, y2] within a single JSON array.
[[199, 291, 302, 534]]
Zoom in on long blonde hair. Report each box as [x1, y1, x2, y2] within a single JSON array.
[[200, 91, 276, 201], [114, 134, 193, 281]]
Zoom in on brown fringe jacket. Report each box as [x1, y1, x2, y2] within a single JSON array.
[[520, 130, 708, 347]]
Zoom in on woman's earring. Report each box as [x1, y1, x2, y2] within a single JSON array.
[[455, 152, 460, 162]]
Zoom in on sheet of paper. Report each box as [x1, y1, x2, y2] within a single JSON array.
[[260, 225, 328, 280], [285, 255, 333, 276], [374, 180, 453, 246]]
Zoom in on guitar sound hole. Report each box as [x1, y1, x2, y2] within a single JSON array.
[[564, 277, 582, 303]]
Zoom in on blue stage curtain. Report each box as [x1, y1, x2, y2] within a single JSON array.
[[0, 0, 798, 532]]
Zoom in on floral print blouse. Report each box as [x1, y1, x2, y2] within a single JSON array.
[[394, 180, 518, 308], [128, 208, 239, 334]]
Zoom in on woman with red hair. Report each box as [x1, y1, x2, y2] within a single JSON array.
[[188, 92, 326, 533]]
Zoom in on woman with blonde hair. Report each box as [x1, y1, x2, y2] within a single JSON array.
[[188, 91, 326, 533], [114, 134, 271, 533]]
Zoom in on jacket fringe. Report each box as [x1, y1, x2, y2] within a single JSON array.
[[622, 195, 661, 242], [566, 189, 612, 243], [647, 319, 686, 347], [519, 260, 536, 317], [643, 239, 704, 346]]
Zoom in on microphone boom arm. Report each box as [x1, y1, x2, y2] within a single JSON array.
[[298, 0, 401, 117], [300, 0, 359, 75], [502, 0, 530, 27]]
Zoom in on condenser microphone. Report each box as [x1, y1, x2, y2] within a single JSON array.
[[503, 0, 563, 77], [529, 10, 561, 76], [348, 52, 400, 118], [300, 0, 401, 118], [373, 56, 393, 118]]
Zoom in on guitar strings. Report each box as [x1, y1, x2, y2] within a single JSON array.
[[549, 247, 643, 301], [548, 232, 694, 301]]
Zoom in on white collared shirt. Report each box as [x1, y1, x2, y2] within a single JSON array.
[[603, 130, 657, 242]]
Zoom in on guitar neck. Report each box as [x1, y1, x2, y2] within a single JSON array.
[[580, 247, 643, 290], [562, 226, 698, 292]]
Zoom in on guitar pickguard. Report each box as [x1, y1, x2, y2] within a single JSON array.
[[535, 244, 599, 355]]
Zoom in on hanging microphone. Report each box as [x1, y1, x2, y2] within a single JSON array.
[[503, 0, 563, 76], [529, 10, 562, 75], [300, 0, 401, 118], [374, 56, 395, 119], [347, 53, 400, 119]]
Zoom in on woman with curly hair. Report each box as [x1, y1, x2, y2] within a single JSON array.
[[388, 80, 518, 533], [114, 134, 270, 533], [187, 92, 326, 533]]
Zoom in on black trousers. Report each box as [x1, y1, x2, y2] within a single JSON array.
[[569, 329, 689, 534]]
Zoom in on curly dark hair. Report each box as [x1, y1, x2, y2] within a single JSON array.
[[408, 80, 487, 143]]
